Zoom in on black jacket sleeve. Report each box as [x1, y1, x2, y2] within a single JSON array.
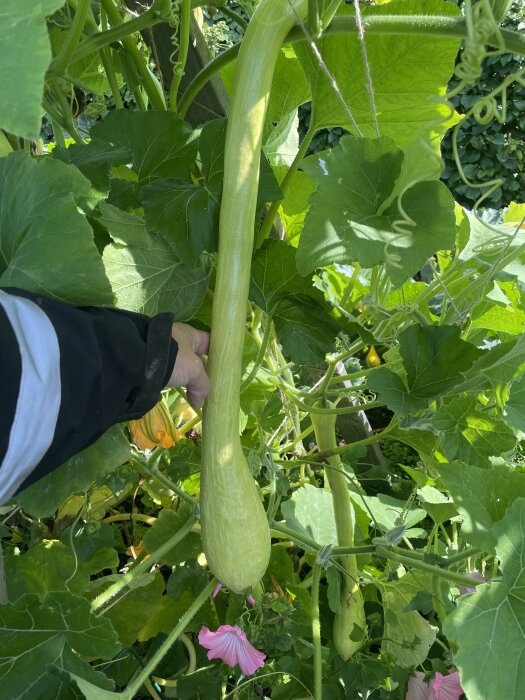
[[0, 287, 178, 502]]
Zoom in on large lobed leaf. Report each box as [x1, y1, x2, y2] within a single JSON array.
[[296, 136, 456, 286], [296, 0, 460, 143], [445, 499, 525, 700], [367, 325, 481, 416], [0, 152, 113, 305], [0, 591, 119, 699]]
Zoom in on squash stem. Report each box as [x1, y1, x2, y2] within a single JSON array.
[[376, 546, 485, 588], [125, 578, 217, 697], [311, 561, 323, 700], [169, 0, 191, 111], [256, 124, 315, 249], [91, 516, 198, 612]]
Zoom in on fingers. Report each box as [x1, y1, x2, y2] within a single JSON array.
[[192, 329, 210, 355], [168, 323, 211, 409], [185, 356, 211, 409]]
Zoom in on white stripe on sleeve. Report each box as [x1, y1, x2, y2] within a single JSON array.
[[0, 291, 61, 504]]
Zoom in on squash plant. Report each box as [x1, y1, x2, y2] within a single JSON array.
[[1, 0, 525, 698]]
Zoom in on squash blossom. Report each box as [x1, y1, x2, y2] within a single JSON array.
[[129, 398, 180, 450], [198, 625, 266, 676]]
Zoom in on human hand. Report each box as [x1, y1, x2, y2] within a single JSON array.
[[167, 323, 210, 409]]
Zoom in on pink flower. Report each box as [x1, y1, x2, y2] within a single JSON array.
[[458, 571, 485, 595], [198, 625, 266, 676], [431, 671, 463, 700], [407, 671, 463, 700], [246, 594, 256, 608]]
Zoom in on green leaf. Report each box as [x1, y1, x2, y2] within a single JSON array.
[[273, 297, 342, 364], [90, 111, 198, 182], [5, 541, 89, 601], [14, 427, 131, 518], [98, 202, 150, 248], [0, 0, 65, 138], [49, 26, 112, 95], [434, 396, 516, 466], [89, 572, 165, 647], [267, 47, 310, 126], [0, 152, 113, 304], [52, 141, 130, 200], [380, 573, 437, 667], [143, 507, 201, 566], [368, 325, 481, 416], [250, 239, 328, 313], [281, 484, 337, 545], [0, 591, 120, 700], [444, 498, 525, 700], [416, 486, 457, 526], [506, 374, 525, 432], [296, 137, 456, 285], [437, 461, 525, 551], [296, 0, 460, 144], [470, 281, 525, 335], [250, 240, 343, 363], [454, 335, 525, 397], [355, 493, 426, 534], [139, 180, 219, 266], [102, 237, 211, 319]]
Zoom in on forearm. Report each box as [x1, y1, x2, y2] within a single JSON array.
[[0, 287, 178, 502]]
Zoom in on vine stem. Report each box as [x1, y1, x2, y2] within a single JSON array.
[[124, 579, 217, 698], [376, 546, 485, 588], [256, 124, 316, 248], [170, 0, 191, 111], [99, 0, 166, 110], [311, 562, 323, 700], [240, 316, 273, 392], [91, 516, 197, 612], [52, 0, 92, 75], [178, 16, 525, 117]]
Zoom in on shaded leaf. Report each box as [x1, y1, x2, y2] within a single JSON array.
[[381, 574, 437, 667], [506, 373, 525, 433], [14, 427, 131, 518], [91, 111, 198, 182], [0, 591, 120, 699], [143, 507, 201, 566], [368, 325, 481, 416], [103, 237, 211, 319]]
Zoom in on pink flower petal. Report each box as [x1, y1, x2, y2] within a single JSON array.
[[212, 582, 223, 598], [430, 671, 464, 700], [407, 671, 430, 700], [198, 625, 266, 676], [246, 595, 256, 608], [458, 571, 485, 595]]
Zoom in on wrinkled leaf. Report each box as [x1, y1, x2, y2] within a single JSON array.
[[103, 237, 211, 319]]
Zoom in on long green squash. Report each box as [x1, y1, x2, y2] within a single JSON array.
[[201, 0, 307, 593], [311, 406, 367, 659]]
